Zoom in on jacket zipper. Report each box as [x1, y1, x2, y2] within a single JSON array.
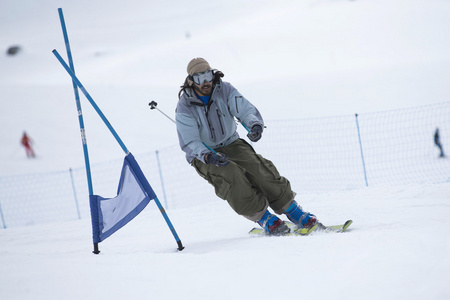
[[216, 109, 225, 135], [204, 101, 215, 141]]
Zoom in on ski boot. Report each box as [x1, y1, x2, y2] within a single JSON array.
[[284, 200, 318, 229], [257, 210, 290, 236]]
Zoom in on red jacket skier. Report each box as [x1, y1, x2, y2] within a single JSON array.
[[21, 132, 35, 158]]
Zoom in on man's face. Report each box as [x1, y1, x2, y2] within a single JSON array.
[[191, 69, 214, 96], [194, 81, 212, 96]]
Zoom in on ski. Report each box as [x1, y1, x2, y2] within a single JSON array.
[[248, 220, 352, 237], [316, 220, 353, 233], [249, 221, 318, 236]]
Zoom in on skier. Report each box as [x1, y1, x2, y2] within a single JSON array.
[[434, 128, 445, 158], [175, 58, 318, 235], [21, 131, 36, 158]]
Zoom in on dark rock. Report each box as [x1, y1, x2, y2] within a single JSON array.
[[7, 45, 21, 56]]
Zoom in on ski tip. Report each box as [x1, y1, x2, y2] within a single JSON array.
[[342, 220, 353, 232], [249, 228, 262, 235]]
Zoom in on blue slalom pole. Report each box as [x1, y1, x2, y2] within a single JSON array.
[[58, 8, 94, 197], [53, 49, 184, 251], [58, 8, 99, 253], [54, 39, 183, 251]]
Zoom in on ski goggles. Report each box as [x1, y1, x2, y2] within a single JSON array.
[[191, 69, 214, 85]]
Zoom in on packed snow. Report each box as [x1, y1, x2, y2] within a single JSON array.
[[1, 0, 450, 299]]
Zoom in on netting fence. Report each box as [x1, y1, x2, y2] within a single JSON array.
[[1, 102, 449, 228]]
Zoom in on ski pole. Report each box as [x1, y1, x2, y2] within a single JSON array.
[[149, 101, 176, 124], [241, 123, 251, 133], [148, 101, 218, 154], [148, 100, 252, 133]]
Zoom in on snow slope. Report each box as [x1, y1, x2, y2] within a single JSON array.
[[1, 184, 449, 300], [1, 0, 450, 299]]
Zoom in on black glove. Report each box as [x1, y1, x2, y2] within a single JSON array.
[[205, 152, 230, 167], [247, 125, 263, 142]]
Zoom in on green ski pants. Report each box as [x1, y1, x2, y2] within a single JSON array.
[[192, 139, 295, 221]]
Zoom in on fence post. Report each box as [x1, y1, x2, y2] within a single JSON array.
[[0, 197, 6, 229], [355, 114, 369, 187], [69, 168, 81, 219], [155, 150, 169, 209]]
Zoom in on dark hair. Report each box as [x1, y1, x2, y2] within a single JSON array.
[[178, 70, 224, 99]]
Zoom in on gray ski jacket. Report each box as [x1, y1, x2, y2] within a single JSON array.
[[176, 79, 264, 164]]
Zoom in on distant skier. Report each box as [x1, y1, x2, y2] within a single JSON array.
[[175, 58, 320, 235], [434, 128, 445, 158], [21, 131, 35, 158]]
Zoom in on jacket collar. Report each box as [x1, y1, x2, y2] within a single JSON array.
[[183, 79, 222, 106]]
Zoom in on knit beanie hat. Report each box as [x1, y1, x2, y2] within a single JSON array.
[[187, 58, 211, 75]]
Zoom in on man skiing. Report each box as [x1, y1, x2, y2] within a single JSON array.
[[21, 131, 36, 158], [434, 128, 445, 158], [175, 58, 318, 235]]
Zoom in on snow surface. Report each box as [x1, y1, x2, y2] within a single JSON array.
[[1, 0, 450, 299]]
